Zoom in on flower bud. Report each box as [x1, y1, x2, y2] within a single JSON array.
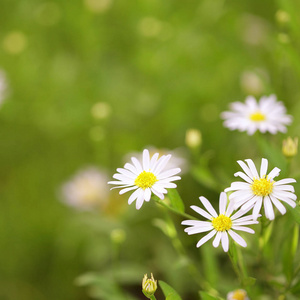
[[282, 137, 298, 158], [185, 129, 202, 149], [142, 273, 157, 298]]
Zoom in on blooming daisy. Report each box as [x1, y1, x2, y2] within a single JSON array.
[[221, 95, 292, 135], [181, 192, 259, 252], [227, 289, 249, 300], [60, 167, 110, 210], [108, 149, 181, 210], [225, 158, 297, 220]]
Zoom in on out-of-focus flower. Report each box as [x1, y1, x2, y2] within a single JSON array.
[[84, 0, 113, 14], [227, 289, 249, 300], [185, 129, 202, 149], [108, 149, 181, 210], [110, 228, 126, 244], [91, 102, 111, 120], [221, 95, 292, 135], [240, 71, 265, 96], [0, 70, 8, 105], [282, 137, 298, 158], [2, 31, 27, 54], [182, 192, 259, 252], [225, 158, 297, 220], [142, 273, 157, 298], [61, 167, 110, 210], [275, 10, 290, 25]]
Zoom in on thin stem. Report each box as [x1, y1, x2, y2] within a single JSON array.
[[153, 197, 197, 220], [149, 295, 157, 300]]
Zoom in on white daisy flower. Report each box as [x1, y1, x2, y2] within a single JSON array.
[[225, 158, 297, 220], [181, 192, 259, 252], [108, 149, 181, 210], [227, 289, 249, 300], [221, 95, 292, 135], [61, 167, 110, 210]]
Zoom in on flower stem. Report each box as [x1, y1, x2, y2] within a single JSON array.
[[152, 197, 198, 220]]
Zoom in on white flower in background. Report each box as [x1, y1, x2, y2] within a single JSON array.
[[0, 70, 8, 104], [227, 289, 249, 300], [182, 192, 259, 252], [61, 167, 110, 210], [221, 95, 292, 135], [108, 149, 181, 210], [225, 158, 297, 220]]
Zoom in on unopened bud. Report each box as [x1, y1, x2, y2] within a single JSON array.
[[142, 273, 157, 298], [185, 129, 202, 149], [275, 10, 290, 25], [282, 137, 298, 158]]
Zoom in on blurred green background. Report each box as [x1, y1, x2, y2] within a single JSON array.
[[1, 0, 300, 299]]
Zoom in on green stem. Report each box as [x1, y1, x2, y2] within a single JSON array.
[[153, 197, 198, 220], [149, 295, 157, 300]]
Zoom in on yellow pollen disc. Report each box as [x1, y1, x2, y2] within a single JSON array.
[[134, 171, 157, 190], [232, 289, 247, 300], [250, 111, 266, 122], [251, 177, 273, 196], [212, 214, 232, 232]]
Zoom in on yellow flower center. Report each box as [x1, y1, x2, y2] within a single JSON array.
[[231, 289, 247, 300], [251, 177, 273, 196], [134, 171, 157, 190], [212, 214, 232, 232], [250, 111, 266, 122]]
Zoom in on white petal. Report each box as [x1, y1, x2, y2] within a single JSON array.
[[196, 230, 216, 248], [267, 167, 281, 180], [264, 196, 275, 220], [228, 230, 247, 247], [199, 197, 218, 218], [144, 188, 151, 202], [131, 157, 143, 173], [149, 153, 159, 170], [272, 190, 297, 201], [181, 220, 212, 226], [213, 231, 222, 248], [269, 194, 286, 215], [219, 192, 227, 215], [153, 155, 171, 175], [119, 186, 138, 194], [136, 190, 145, 210], [128, 188, 141, 205], [185, 225, 214, 235], [260, 158, 268, 178], [245, 159, 259, 178], [124, 163, 139, 175], [151, 186, 164, 199], [237, 160, 254, 179], [221, 232, 229, 252], [116, 168, 136, 179], [231, 226, 255, 234], [275, 185, 295, 192], [157, 168, 181, 180], [276, 196, 297, 208], [274, 178, 296, 185], [191, 205, 213, 220], [234, 172, 253, 184], [143, 149, 150, 171], [252, 197, 263, 220]]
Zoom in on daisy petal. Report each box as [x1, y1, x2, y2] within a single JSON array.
[[196, 230, 216, 248]]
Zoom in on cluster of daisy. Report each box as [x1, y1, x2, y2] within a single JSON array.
[[109, 95, 297, 253]]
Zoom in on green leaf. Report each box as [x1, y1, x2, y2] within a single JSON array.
[[159, 280, 182, 300], [242, 277, 256, 287], [199, 291, 223, 300], [167, 188, 185, 213]]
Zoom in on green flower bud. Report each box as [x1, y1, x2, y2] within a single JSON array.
[[282, 137, 298, 158], [142, 273, 157, 298]]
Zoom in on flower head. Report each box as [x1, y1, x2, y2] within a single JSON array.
[[182, 192, 259, 252], [142, 273, 157, 298], [227, 289, 249, 300], [61, 167, 109, 210], [108, 149, 181, 210], [225, 158, 297, 220], [221, 95, 292, 135]]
